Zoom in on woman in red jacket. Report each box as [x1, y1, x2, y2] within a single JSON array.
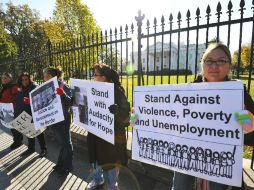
[[0, 72, 23, 150]]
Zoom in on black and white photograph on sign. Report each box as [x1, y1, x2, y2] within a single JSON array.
[[131, 81, 244, 187], [31, 81, 57, 112], [30, 76, 64, 129], [0, 103, 14, 128], [71, 86, 88, 125], [70, 78, 115, 144]]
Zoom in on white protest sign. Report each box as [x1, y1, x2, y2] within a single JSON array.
[[30, 77, 64, 129], [9, 111, 45, 138], [70, 78, 115, 144], [0, 103, 14, 128], [132, 81, 244, 187]]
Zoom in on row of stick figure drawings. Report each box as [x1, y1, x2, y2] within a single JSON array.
[[137, 133, 236, 179]]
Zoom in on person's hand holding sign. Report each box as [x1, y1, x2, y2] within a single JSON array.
[[235, 110, 254, 133], [23, 97, 30, 105], [55, 87, 64, 96], [108, 104, 118, 114]]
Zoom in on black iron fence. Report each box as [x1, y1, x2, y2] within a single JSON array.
[[0, 0, 254, 103]]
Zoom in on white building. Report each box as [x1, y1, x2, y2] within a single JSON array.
[[131, 42, 206, 74]]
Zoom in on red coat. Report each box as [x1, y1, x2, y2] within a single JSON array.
[[0, 84, 19, 106]]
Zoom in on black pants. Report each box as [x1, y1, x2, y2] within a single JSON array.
[[50, 118, 73, 170], [27, 133, 46, 151], [10, 129, 23, 144]]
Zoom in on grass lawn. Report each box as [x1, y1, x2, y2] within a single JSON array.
[[121, 74, 254, 159], [120, 74, 254, 104]]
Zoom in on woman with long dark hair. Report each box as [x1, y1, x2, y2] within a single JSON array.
[[15, 72, 47, 157], [86, 64, 130, 190]]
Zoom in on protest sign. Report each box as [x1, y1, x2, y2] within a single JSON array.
[[132, 81, 244, 187], [0, 103, 14, 128], [9, 111, 45, 138], [70, 79, 115, 144], [30, 77, 64, 129]]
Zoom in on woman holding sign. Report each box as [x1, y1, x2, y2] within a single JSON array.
[[86, 64, 130, 190], [171, 43, 254, 190], [0, 72, 23, 150], [43, 66, 73, 177], [14, 72, 47, 157]]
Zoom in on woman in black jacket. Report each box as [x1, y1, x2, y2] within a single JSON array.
[[15, 72, 47, 157], [86, 64, 130, 190], [43, 66, 73, 177]]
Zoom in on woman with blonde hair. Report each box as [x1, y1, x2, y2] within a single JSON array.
[[171, 42, 254, 190]]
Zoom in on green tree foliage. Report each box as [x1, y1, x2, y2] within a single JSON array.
[[42, 20, 72, 44], [232, 45, 253, 70], [53, 0, 102, 73], [53, 0, 100, 38], [232, 50, 239, 67], [0, 25, 17, 59], [0, 7, 16, 59], [3, 2, 46, 56]]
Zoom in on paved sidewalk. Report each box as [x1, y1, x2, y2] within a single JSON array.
[[0, 127, 160, 190], [0, 126, 253, 190], [0, 127, 90, 190]]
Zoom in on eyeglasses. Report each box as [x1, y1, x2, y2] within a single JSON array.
[[204, 59, 230, 66], [1, 77, 8, 80]]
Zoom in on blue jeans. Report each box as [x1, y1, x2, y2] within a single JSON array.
[[92, 166, 104, 184], [50, 119, 73, 171], [171, 172, 228, 190], [92, 165, 119, 190]]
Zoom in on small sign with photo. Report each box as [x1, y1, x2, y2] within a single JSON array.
[[30, 76, 64, 129]]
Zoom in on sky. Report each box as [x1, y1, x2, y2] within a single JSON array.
[[1, 0, 253, 52], [1, 0, 252, 30]]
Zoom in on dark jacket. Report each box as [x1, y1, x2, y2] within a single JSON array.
[[58, 80, 72, 119], [0, 83, 19, 105], [47, 80, 71, 126], [88, 85, 130, 166], [194, 75, 254, 145], [14, 82, 37, 117]]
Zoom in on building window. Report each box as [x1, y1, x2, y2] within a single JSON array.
[[156, 66, 159, 71], [156, 57, 159, 62], [164, 55, 167, 58], [143, 58, 145, 63]]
